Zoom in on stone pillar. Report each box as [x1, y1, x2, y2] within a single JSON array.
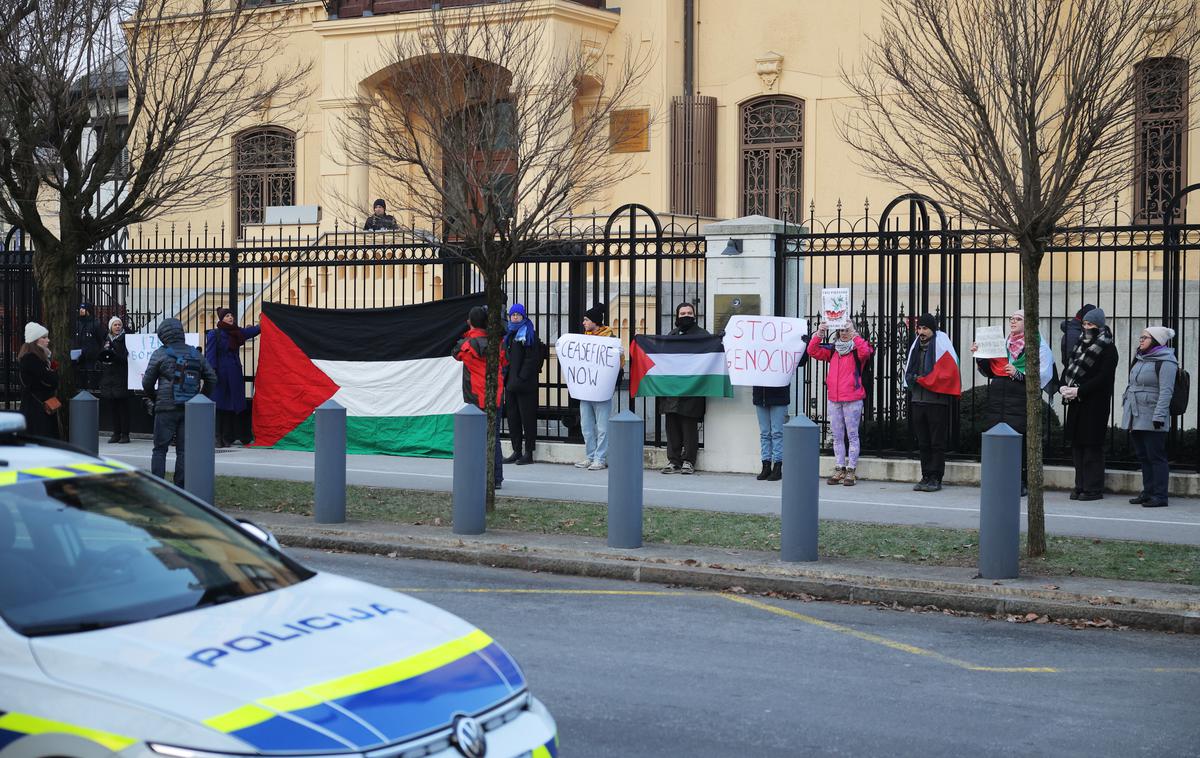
[[697, 215, 802, 474], [318, 96, 370, 226]]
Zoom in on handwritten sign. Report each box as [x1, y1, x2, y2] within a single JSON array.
[[821, 288, 852, 329], [554, 333, 622, 402], [722, 315, 808, 387], [973, 325, 1008, 359], [127, 332, 202, 390]]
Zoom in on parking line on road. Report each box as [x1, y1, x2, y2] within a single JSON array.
[[393, 588, 692, 596]]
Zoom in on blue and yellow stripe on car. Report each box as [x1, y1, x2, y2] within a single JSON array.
[[204, 631, 528, 751], [532, 733, 559, 758], [0, 461, 132, 488], [0, 710, 136, 752]]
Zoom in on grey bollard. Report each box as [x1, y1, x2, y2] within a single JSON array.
[[70, 390, 99, 456], [314, 399, 347, 524], [607, 410, 644, 549], [979, 423, 1022, 579], [452, 404, 487, 535], [781, 414, 820, 562], [184, 394, 215, 505]]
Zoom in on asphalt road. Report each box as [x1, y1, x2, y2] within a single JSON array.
[[291, 547, 1200, 757]]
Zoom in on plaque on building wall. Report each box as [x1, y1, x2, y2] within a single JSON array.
[[610, 108, 651, 153], [713, 294, 761, 335]]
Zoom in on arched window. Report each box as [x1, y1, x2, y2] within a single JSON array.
[[739, 96, 804, 222], [234, 128, 296, 237], [1134, 58, 1188, 223]]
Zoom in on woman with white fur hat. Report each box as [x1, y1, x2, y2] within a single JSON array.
[[1122, 325, 1178, 507], [17, 321, 60, 438]]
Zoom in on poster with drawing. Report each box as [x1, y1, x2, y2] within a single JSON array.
[[973, 325, 1008, 359], [821, 288, 852, 329]]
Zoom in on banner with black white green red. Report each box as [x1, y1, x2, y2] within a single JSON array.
[[629, 333, 733, 398], [252, 294, 485, 457]]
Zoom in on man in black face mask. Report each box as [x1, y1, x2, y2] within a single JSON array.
[[660, 302, 708, 474]]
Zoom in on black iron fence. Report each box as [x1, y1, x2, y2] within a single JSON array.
[[778, 194, 1199, 471]]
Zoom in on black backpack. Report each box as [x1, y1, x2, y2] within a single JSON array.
[[165, 345, 204, 405], [1155, 362, 1191, 416]]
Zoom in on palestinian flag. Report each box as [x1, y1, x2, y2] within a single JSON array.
[[905, 331, 961, 397], [253, 294, 485, 457], [629, 334, 733, 398]]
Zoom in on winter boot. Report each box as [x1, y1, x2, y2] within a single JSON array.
[[842, 468, 857, 486], [826, 466, 845, 485], [756, 460, 772, 481], [766, 461, 782, 481]]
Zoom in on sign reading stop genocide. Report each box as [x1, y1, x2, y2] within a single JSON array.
[[722, 315, 809, 387]]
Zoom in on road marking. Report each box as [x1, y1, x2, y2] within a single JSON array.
[[393, 588, 692, 596]]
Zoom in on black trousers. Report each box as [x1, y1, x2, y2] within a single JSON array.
[[665, 413, 700, 466], [105, 397, 131, 438], [911, 402, 949, 481], [1071, 444, 1105, 495], [1130, 431, 1169, 502], [505, 390, 538, 454]]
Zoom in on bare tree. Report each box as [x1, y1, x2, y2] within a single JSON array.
[[341, 3, 653, 510], [0, 0, 310, 420], [839, 0, 1200, 556]]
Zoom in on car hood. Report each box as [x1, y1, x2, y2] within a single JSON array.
[[30, 573, 526, 753]]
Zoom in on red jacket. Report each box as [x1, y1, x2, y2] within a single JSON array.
[[807, 334, 874, 402], [454, 327, 505, 408]]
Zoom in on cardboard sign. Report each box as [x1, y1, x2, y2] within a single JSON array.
[[722, 315, 809, 387], [554, 333, 622, 402], [973, 325, 1008, 359], [821, 288, 852, 329], [127, 332, 202, 390]]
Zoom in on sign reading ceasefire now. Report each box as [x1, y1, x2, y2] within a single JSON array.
[[555, 333, 623, 401], [722, 316, 809, 387]]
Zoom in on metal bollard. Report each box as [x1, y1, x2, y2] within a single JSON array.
[[184, 394, 215, 505], [70, 390, 99, 456], [607, 410, 644, 549], [781, 414, 819, 562], [452, 404, 487, 535], [979, 423, 1022, 579], [314, 399, 347, 524]]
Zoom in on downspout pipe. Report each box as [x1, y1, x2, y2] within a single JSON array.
[[683, 0, 694, 98]]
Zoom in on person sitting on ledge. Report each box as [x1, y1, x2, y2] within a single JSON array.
[[364, 198, 398, 231]]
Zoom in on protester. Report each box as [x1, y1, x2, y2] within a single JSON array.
[[502, 303, 540, 466], [73, 301, 106, 390], [143, 318, 216, 487], [903, 313, 961, 492], [1059, 308, 1118, 501], [575, 303, 620, 471], [98, 316, 132, 443], [807, 322, 874, 486], [971, 309, 1055, 496], [1122, 326, 1178, 508], [1059, 303, 1096, 368], [752, 333, 810, 482], [661, 302, 708, 475], [364, 198, 398, 231], [454, 306, 505, 489], [206, 307, 261, 447], [17, 322, 60, 439]]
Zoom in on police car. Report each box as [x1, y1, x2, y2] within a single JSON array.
[[0, 413, 557, 758]]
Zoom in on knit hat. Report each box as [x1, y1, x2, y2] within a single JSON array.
[[508, 303, 527, 319], [1082, 308, 1105, 328], [1144, 325, 1176, 345], [108, 316, 123, 331], [373, 198, 386, 210], [468, 306, 487, 329], [584, 304, 608, 326], [916, 313, 938, 332], [1075, 303, 1097, 320], [24, 322, 48, 343], [216, 307, 232, 321]]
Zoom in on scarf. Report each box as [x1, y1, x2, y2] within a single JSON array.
[[1061, 326, 1112, 388], [1006, 331, 1025, 358], [906, 336, 934, 385], [505, 318, 535, 347], [218, 320, 246, 350]]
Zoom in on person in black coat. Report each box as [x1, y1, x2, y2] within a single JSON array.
[[73, 301, 106, 390], [364, 198, 398, 231], [98, 316, 132, 443], [661, 302, 709, 475], [502, 302, 540, 465], [752, 332, 810, 482], [1059, 308, 1118, 500], [18, 322, 60, 439]]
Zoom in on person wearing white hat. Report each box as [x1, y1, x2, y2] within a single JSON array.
[[17, 322, 60, 438], [1122, 325, 1178, 507]]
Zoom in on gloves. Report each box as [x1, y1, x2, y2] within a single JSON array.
[[1153, 420, 1164, 430], [142, 397, 156, 416]]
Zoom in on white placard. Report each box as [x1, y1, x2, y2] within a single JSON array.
[[722, 315, 809, 387], [554, 333, 622, 402], [973, 325, 1008, 359], [821, 288, 852, 329], [127, 332, 202, 390]]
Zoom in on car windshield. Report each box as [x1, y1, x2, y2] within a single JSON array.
[[0, 471, 313, 637]]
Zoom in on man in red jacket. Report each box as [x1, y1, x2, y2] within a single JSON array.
[[454, 306, 506, 488]]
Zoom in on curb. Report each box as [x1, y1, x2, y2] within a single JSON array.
[[273, 529, 1200, 635]]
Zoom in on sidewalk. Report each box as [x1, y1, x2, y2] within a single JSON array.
[[101, 439, 1200, 545]]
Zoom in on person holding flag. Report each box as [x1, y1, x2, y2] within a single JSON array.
[[903, 313, 961, 492]]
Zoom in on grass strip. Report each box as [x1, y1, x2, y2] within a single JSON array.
[[215, 476, 1200, 586]]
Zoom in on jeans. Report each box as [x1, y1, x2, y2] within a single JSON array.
[[911, 402, 949, 481], [151, 408, 185, 487], [1130, 430, 1168, 502], [828, 399, 864, 467], [665, 413, 699, 466], [580, 397, 613, 463], [755, 404, 787, 462]]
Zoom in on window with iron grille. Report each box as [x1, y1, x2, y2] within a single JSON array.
[[739, 96, 804, 223], [234, 128, 296, 237], [1134, 57, 1188, 224]]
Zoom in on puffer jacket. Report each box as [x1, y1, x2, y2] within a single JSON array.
[[1122, 348, 1178, 432], [454, 327, 506, 409], [806, 335, 873, 402], [142, 319, 217, 412]]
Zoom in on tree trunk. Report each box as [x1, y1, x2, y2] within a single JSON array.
[[482, 268, 506, 513], [1020, 239, 1047, 557], [30, 236, 80, 439]]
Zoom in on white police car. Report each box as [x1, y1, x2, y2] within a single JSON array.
[[0, 413, 557, 758]]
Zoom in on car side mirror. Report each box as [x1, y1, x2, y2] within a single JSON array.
[[236, 519, 282, 550]]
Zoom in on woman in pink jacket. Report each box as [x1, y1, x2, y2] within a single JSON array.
[[807, 323, 875, 486]]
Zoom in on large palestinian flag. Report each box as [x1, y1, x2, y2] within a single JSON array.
[[253, 294, 485, 457], [629, 334, 733, 398]]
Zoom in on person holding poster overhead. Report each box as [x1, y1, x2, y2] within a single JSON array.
[[572, 304, 622, 471], [807, 321, 874, 486], [903, 313, 961, 492]]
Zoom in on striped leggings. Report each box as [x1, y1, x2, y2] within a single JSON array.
[[829, 399, 864, 468]]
